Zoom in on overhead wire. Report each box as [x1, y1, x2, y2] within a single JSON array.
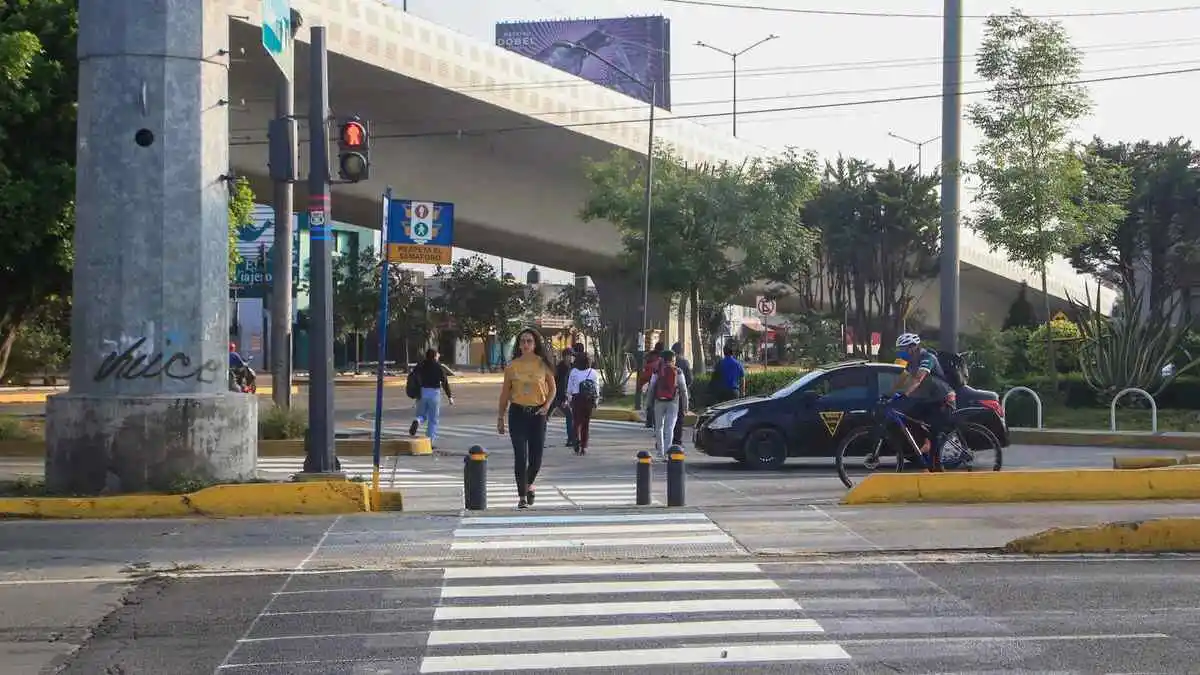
[[230, 65, 1200, 145], [659, 0, 1200, 19]]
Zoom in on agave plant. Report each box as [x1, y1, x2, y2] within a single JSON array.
[[1073, 282, 1200, 398], [593, 321, 633, 399]]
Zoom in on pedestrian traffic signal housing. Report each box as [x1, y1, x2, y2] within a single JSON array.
[[337, 117, 370, 182]]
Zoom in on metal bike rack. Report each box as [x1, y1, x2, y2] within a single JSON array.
[[1111, 387, 1158, 433], [1001, 386, 1043, 429]]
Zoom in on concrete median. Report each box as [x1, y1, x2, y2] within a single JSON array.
[[1005, 517, 1200, 554], [842, 468, 1200, 505]]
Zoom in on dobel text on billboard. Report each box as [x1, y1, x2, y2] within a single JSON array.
[[494, 16, 672, 110]]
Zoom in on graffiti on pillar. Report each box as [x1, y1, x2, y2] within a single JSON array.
[[93, 336, 222, 384]]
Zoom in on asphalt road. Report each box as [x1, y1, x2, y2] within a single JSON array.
[[37, 557, 1200, 674]]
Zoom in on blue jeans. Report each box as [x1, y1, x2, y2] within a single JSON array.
[[415, 388, 443, 442]]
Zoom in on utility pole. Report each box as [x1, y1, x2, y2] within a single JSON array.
[[270, 9, 301, 410], [694, 34, 778, 137], [939, 0, 963, 352], [304, 25, 338, 474], [888, 131, 940, 175]]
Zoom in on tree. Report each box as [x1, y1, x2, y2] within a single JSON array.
[[1003, 282, 1038, 329], [228, 177, 254, 279], [384, 267, 433, 364], [581, 144, 818, 372], [1068, 137, 1200, 319], [966, 10, 1128, 381], [331, 246, 382, 368], [431, 256, 541, 365], [795, 158, 940, 357], [0, 1, 77, 381], [546, 283, 601, 343]]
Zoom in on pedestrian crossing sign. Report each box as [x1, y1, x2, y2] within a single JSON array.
[[819, 411, 844, 436]]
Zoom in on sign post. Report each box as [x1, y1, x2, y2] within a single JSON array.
[[371, 187, 394, 504], [385, 200, 455, 265]]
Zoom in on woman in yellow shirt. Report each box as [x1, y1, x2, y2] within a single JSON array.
[[497, 327, 557, 508]]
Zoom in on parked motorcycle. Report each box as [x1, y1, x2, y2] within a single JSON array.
[[229, 356, 257, 393]]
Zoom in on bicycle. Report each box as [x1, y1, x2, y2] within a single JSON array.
[[835, 395, 1003, 488]]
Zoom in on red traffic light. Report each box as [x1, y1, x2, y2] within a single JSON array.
[[340, 121, 366, 148]]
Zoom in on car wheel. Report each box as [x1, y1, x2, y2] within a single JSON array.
[[744, 427, 788, 470]]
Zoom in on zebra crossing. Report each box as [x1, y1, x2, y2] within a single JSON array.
[[369, 417, 651, 441], [420, 558, 850, 672]]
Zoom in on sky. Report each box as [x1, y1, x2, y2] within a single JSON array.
[[389, 0, 1200, 284]]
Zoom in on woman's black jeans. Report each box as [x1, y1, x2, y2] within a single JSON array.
[[508, 404, 547, 498]]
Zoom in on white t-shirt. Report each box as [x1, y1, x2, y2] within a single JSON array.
[[566, 367, 599, 398]]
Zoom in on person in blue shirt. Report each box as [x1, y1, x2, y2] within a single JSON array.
[[709, 342, 745, 404], [891, 333, 956, 470], [229, 342, 247, 369]]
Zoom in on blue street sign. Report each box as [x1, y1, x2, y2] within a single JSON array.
[[261, 0, 292, 80], [385, 200, 455, 265]]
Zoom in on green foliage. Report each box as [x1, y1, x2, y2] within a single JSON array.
[[331, 245, 381, 342], [430, 255, 540, 347], [1027, 319, 1082, 374], [1001, 326, 1035, 378], [959, 316, 1009, 389], [0, 1, 78, 382], [0, 415, 34, 441], [227, 177, 254, 280], [259, 405, 308, 440], [546, 284, 601, 340], [5, 300, 69, 381], [784, 313, 843, 367], [692, 368, 804, 409], [1074, 282, 1200, 397], [1003, 283, 1038, 329], [593, 322, 632, 398]]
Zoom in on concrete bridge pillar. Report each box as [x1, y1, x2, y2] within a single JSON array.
[[44, 0, 257, 494]]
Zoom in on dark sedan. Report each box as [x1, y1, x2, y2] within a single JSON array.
[[693, 360, 1009, 469]]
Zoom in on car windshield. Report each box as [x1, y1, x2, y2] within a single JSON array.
[[769, 369, 826, 399]]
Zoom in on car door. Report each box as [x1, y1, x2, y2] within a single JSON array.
[[793, 367, 874, 456]]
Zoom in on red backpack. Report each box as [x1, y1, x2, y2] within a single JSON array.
[[654, 365, 679, 401]]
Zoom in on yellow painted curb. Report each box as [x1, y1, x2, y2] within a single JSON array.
[[253, 385, 301, 396], [0, 480, 369, 519], [375, 490, 404, 511], [1112, 456, 1180, 469], [1005, 518, 1200, 554], [257, 438, 432, 457], [841, 468, 1200, 505]]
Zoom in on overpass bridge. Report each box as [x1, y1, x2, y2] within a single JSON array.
[[224, 0, 1114, 341]]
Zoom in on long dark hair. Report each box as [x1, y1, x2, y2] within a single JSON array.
[[511, 327, 554, 373]]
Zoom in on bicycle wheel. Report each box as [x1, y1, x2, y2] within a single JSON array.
[[835, 426, 903, 489], [940, 422, 1003, 472]]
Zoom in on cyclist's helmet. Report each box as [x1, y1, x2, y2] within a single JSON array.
[[895, 333, 921, 348]]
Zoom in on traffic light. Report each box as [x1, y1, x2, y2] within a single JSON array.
[[337, 117, 370, 182]]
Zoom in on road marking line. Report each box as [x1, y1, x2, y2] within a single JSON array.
[[442, 562, 762, 579], [460, 512, 708, 525], [418, 642, 851, 672], [441, 578, 780, 598], [433, 597, 803, 620], [452, 523, 719, 538], [451, 534, 737, 550], [426, 618, 824, 645]]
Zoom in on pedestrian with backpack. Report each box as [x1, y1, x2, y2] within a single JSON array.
[[639, 342, 665, 429], [646, 350, 689, 460], [566, 352, 601, 455]]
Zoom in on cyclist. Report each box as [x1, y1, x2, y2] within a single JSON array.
[[890, 333, 956, 470]]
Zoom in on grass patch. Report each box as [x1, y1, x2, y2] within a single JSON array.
[[0, 477, 48, 496], [259, 405, 308, 440], [0, 415, 41, 441], [1009, 406, 1200, 432]]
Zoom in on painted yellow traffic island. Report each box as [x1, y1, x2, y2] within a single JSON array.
[[1006, 518, 1200, 554], [0, 479, 385, 519]]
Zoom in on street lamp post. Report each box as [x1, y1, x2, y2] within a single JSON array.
[[555, 40, 656, 407], [694, 34, 778, 137], [888, 131, 941, 175]]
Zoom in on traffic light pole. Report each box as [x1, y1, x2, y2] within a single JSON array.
[[304, 25, 338, 474], [270, 34, 295, 411]]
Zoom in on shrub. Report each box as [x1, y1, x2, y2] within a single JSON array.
[[1000, 326, 1034, 379], [960, 316, 1009, 390], [692, 368, 803, 409], [0, 416, 35, 441], [1027, 319, 1082, 374], [259, 405, 308, 440]]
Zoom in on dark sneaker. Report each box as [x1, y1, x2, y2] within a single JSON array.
[[408, 420, 419, 436], [526, 488, 535, 505]]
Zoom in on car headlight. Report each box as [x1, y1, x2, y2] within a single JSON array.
[[708, 408, 748, 430]]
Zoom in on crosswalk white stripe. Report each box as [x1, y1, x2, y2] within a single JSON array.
[[440, 579, 780, 598], [432, 597, 803, 620], [442, 563, 763, 579], [451, 534, 734, 550], [419, 642, 851, 672], [460, 513, 708, 525], [425, 619, 825, 645], [452, 523, 718, 538]]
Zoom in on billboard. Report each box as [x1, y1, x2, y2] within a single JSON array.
[[495, 16, 672, 110], [232, 204, 301, 297]]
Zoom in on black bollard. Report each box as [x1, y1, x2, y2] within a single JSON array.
[[464, 445, 488, 510], [636, 450, 652, 506], [666, 444, 686, 507]]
